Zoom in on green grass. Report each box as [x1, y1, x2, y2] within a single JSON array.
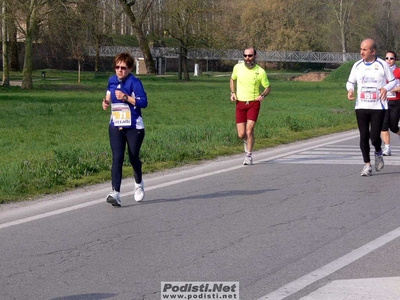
[[0, 67, 356, 203], [323, 61, 354, 83]]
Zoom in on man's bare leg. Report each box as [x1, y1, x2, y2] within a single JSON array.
[[245, 120, 256, 153]]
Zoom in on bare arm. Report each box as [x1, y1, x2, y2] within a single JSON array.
[[257, 86, 271, 102], [230, 78, 237, 102]]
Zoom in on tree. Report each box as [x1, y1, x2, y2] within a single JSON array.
[[15, 0, 47, 89], [326, 0, 357, 56], [118, 0, 156, 74], [164, 0, 215, 80], [58, 0, 98, 83], [8, 16, 19, 71], [90, 0, 108, 72], [374, 0, 400, 52], [1, 0, 10, 86], [212, 0, 329, 52]]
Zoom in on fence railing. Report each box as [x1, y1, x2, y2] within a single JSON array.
[[89, 46, 360, 64]]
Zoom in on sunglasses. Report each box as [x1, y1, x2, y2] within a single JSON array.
[[243, 54, 254, 58], [115, 65, 128, 70], [385, 57, 395, 60]]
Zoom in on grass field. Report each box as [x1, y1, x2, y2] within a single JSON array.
[[0, 66, 356, 203]]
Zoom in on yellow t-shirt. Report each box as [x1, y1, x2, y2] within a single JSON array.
[[231, 63, 270, 101]]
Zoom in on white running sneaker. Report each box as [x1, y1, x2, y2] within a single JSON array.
[[106, 190, 121, 206], [360, 164, 372, 176], [134, 181, 145, 202], [243, 155, 253, 165], [383, 146, 391, 156], [375, 153, 384, 172]]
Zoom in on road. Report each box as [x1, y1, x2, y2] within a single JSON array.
[[1, 129, 400, 300]]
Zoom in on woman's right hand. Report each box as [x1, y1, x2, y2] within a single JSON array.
[[102, 98, 110, 110]]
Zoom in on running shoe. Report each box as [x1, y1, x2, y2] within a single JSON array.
[[243, 139, 248, 153], [134, 181, 145, 202], [360, 164, 372, 176], [243, 155, 253, 165], [106, 190, 121, 206], [383, 146, 391, 156], [375, 153, 384, 172]]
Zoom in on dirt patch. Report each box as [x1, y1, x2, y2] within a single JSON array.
[[290, 72, 329, 82], [9, 80, 22, 86]]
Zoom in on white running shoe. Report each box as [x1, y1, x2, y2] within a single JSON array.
[[106, 190, 121, 206], [383, 146, 391, 156], [375, 153, 384, 172], [360, 164, 372, 176], [134, 181, 145, 202], [243, 139, 248, 153], [243, 155, 253, 165]]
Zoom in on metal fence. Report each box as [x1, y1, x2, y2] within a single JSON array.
[[89, 46, 360, 63]]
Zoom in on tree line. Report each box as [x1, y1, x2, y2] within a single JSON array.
[[1, 0, 400, 88]]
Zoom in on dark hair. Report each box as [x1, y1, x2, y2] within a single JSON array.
[[114, 52, 134, 69], [243, 47, 257, 56], [387, 50, 397, 60]]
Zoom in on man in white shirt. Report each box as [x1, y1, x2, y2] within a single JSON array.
[[346, 38, 396, 176]]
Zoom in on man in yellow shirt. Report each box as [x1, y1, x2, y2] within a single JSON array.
[[230, 47, 271, 165]]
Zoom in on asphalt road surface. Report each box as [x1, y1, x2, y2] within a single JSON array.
[[1, 129, 400, 300]]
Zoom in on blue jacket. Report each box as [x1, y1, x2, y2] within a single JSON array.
[[107, 73, 148, 129]]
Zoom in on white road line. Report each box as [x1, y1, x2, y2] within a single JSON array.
[[272, 145, 400, 165], [299, 277, 400, 299], [258, 226, 400, 300], [0, 166, 242, 231], [3, 129, 399, 299], [0, 132, 359, 231], [0, 200, 104, 230]]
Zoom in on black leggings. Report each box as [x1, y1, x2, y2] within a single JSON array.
[[356, 109, 385, 163], [109, 125, 145, 192], [382, 100, 400, 133]]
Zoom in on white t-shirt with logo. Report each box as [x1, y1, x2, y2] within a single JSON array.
[[346, 58, 396, 110]]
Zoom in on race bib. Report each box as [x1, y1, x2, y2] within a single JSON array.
[[360, 87, 378, 102], [111, 103, 131, 126]]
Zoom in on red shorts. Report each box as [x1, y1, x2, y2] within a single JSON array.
[[236, 100, 261, 123]]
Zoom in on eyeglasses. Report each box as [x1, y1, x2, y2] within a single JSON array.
[[385, 57, 396, 60], [115, 65, 128, 70], [243, 54, 254, 58]]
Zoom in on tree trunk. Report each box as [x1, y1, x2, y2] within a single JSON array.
[[21, 33, 33, 89], [78, 60, 81, 84], [2, 0, 10, 87], [9, 26, 19, 71], [21, 15, 35, 90], [133, 24, 156, 74], [118, 0, 156, 75], [181, 46, 190, 81], [21, 4, 37, 90], [178, 45, 182, 80], [94, 34, 100, 72], [341, 23, 347, 62]]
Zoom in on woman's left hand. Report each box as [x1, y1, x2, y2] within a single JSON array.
[[115, 90, 126, 101]]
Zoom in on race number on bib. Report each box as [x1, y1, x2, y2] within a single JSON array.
[[360, 87, 378, 102], [111, 103, 131, 126]]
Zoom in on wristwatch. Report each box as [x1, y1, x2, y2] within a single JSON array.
[[123, 94, 128, 101]]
